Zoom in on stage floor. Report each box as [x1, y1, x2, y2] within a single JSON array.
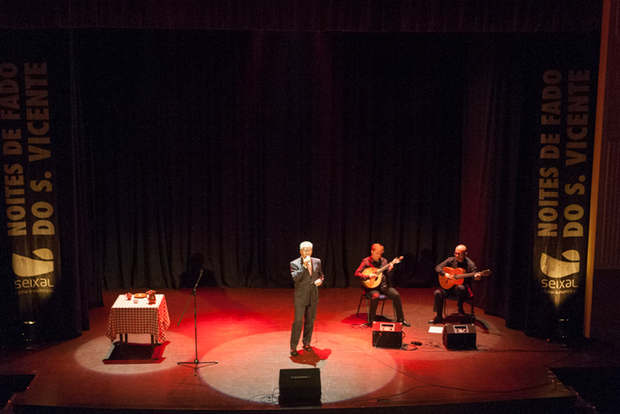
[[0, 287, 617, 413]]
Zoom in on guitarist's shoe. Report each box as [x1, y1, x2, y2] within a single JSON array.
[[398, 319, 411, 327], [303, 345, 313, 352], [428, 316, 444, 324], [290, 349, 299, 357]]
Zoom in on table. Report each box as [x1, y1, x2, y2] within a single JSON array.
[[106, 294, 170, 346]]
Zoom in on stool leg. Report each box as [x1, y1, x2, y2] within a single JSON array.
[[357, 294, 363, 318], [357, 294, 369, 322]]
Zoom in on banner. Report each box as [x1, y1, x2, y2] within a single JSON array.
[[1, 58, 61, 337], [533, 67, 595, 340]]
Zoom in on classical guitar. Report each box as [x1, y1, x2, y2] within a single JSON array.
[[438, 267, 491, 290], [361, 256, 403, 289]]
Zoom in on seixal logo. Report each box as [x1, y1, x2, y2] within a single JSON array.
[[540, 249, 580, 279], [13, 248, 54, 277]]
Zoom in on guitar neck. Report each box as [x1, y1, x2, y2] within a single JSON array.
[[376, 263, 391, 274], [377, 259, 399, 274], [451, 272, 477, 280], [370, 257, 402, 276]]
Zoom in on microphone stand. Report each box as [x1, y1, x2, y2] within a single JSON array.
[[177, 269, 218, 375]]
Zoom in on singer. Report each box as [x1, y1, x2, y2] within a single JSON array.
[[289, 241, 324, 357]]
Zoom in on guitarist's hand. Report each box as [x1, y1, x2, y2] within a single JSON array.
[[474, 272, 482, 281], [445, 273, 454, 280]]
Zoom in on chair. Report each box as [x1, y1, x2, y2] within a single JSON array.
[[443, 293, 476, 323], [356, 291, 396, 324]]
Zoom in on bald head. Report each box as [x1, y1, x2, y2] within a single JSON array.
[[454, 244, 467, 262]]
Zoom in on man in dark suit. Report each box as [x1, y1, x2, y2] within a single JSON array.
[[289, 241, 324, 357]]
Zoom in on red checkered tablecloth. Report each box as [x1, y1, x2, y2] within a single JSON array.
[[106, 294, 171, 344]]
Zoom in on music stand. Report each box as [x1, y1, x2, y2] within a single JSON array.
[[177, 269, 218, 375]]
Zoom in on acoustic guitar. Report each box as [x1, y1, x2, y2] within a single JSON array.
[[361, 256, 403, 289], [438, 267, 491, 290]]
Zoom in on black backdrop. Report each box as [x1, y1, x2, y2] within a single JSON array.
[[79, 31, 466, 290], [0, 28, 600, 342]]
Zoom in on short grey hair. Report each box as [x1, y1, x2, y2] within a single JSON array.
[[299, 241, 313, 250]]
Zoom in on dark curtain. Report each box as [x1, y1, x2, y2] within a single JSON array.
[[77, 31, 466, 291], [48, 32, 102, 338], [0, 0, 601, 33]]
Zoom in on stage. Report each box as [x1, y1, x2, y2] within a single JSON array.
[[0, 287, 617, 413]]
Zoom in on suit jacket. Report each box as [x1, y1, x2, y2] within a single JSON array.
[[290, 257, 324, 307]]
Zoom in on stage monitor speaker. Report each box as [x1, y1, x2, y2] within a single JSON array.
[[372, 331, 403, 349], [372, 321, 403, 349], [279, 368, 321, 408], [443, 324, 476, 350]]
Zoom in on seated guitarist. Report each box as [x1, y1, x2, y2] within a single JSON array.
[[429, 244, 481, 324], [355, 243, 410, 327]]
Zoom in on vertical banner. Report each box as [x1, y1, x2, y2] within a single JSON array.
[[1, 59, 61, 339], [534, 68, 596, 340]]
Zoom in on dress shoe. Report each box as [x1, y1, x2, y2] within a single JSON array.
[[290, 350, 299, 357], [398, 319, 411, 327], [428, 316, 444, 324], [303, 345, 313, 352]]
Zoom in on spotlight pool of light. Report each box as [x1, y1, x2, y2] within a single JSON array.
[[197, 331, 397, 404], [75, 332, 183, 375]]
